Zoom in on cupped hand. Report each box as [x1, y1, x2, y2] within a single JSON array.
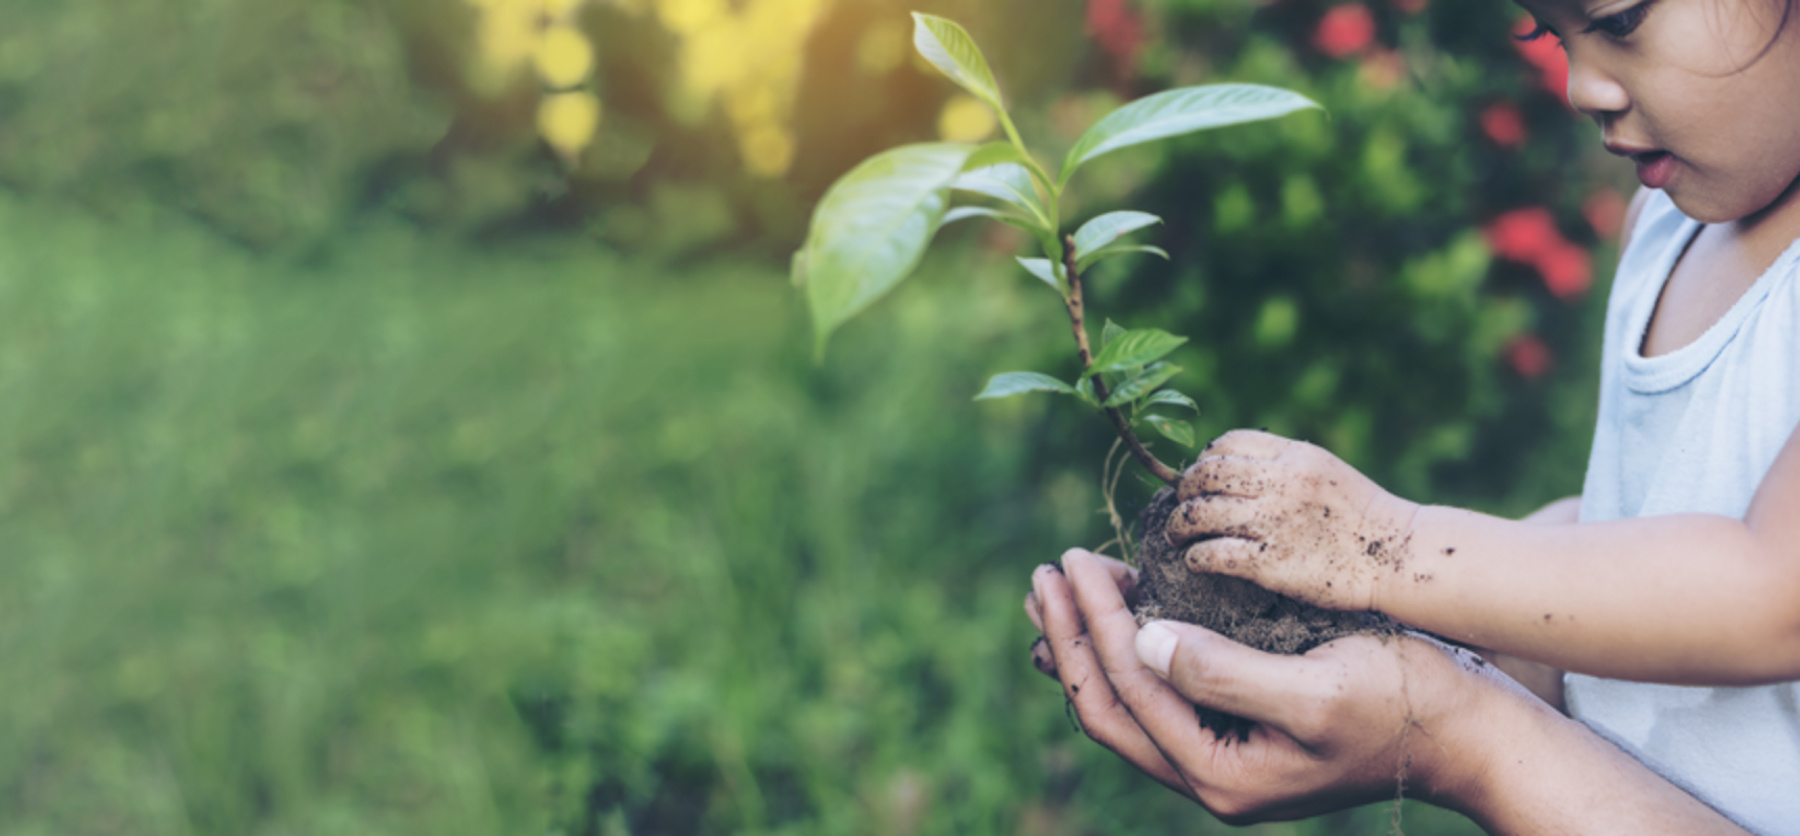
[[1167, 429, 1421, 611], [1023, 548, 1505, 823]]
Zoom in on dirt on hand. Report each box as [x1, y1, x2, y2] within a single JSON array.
[[1130, 486, 1395, 741]]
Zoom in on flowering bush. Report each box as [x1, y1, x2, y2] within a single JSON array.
[[1045, 0, 1630, 508]]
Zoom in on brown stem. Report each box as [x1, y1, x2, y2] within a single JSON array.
[[1061, 235, 1179, 487]]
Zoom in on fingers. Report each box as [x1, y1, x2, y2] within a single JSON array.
[[1030, 635, 1057, 678], [1025, 589, 1045, 634], [1086, 551, 1142, 604], [1182, 455, 1280, 499], [1027, 553, 1138, 673], [1167, 494, 1262, 543], [1036, 554, 1191, 794], [1181, 430, 1289, 500], [1204, 428, 1290, 460], [1025, 589, 1057, 678], [1179, 537, 1265, 580], [1061, 550, 1214, 773], [1135, 619, 1333, 740]]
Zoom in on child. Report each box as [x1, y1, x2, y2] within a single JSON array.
[[1169, 0, 1800, 830]]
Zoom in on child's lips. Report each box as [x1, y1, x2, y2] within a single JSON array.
[[1633, 151, 1675, 189], [1605, 141, 1675, 189]]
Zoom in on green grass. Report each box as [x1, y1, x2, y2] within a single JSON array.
[[0, 191, 1481, 835]]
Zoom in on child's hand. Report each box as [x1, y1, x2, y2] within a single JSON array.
[[1167, 430, 1420, 611]]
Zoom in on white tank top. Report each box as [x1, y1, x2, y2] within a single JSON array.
[[1564, 189, 1800, 834]]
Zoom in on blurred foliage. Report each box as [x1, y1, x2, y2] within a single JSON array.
[[1, 0, 1637, 833], [0, 0, 448, 249], [0, 191, 1491, 834], [1037, 0, 1630, 515]]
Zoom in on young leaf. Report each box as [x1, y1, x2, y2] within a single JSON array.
[[952, 163, 1049, 227], [912, 13, 1004, 114], [1076, 243, 1170, 273], [798, 142, 978, 357], [1072, 211, 1162, 262], [1103, 362, 1182, 407], [1142, 389, 1199, 413], [945, 205, 1026, 227], [1084, 328, 1188, 377], [1102, 319, 1127, 348], [1059, 84, 1322, 186], [1145, 414, 1197, 447], [975, 371, 1078, 400], [963, 141, 1033, 173], [1075, 376, 1099, 407], [1015, 257, 1064, 292]]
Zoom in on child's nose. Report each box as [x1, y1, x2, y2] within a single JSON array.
[[1567, 54, 1631, 118]]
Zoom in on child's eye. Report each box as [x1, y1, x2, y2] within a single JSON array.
[[1582, 2, 1654, 39]]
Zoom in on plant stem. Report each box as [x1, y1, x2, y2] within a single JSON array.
[[1061, 235, 1180, 487]]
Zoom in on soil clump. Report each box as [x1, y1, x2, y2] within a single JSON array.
[[1130, 486, 1395, 740]]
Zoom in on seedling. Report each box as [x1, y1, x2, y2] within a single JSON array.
[[793, 13, 1320, 494], [794, 13, 1391, 743]]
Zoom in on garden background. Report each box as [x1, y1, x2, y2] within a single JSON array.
[[0, 0, 1634, 833]]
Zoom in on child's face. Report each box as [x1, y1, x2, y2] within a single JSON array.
[[1516, 0, 1800, 223]]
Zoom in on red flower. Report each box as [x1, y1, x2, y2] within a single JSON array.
[[1583, 188, 1628, 240], [1087, 0, 1145, 82], [1506, 334, 1554, 379], [1479, 102, 1526, 147], [1485, 207, 1592, 300], [1485, 207, 1560, 263], [1315, 4, 1376, 59], [1536, 242, 1593, 300], [1511, 16, 1570, 105]]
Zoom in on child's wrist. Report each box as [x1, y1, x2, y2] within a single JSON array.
[[1368, 494, 1425, 614]]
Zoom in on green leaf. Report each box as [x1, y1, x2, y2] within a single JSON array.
[[911, 13, 1004, 113], [1104, 362, 1182, 407], [1015, 257, 1064, 292], [1075, 376, 1099, 407], [1085, 328, 1188, 378], [1059, 84, 1322, 186], [1076, 243, 1170, 273], [1143, 389, 1199, 413], [1102, 319, 1126, 348], [963, 141, 1032, 172], [1073, 211, 1162, 263], [799, 142, 978, 357], [944, 206, 1057, 259], [975, 371, 1077, 400], [1145, 414, 1196, 447], [952, 163, 1048, 226], [944, 205, 1014, 226]]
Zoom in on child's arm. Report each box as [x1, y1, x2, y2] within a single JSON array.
[[1479, 496, 1576, 709], [1170, 429, 1800, 686]]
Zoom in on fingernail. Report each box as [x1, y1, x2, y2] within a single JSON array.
[[1137, 621, 1178, 679]]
